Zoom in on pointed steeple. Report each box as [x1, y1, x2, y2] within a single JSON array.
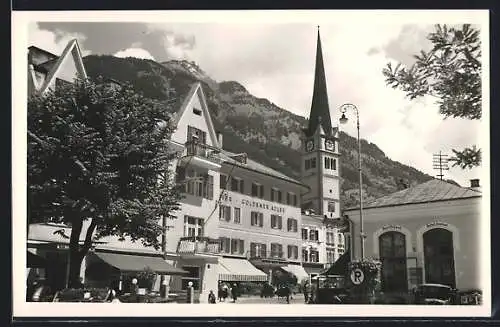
[[306, 26, 332, 137]]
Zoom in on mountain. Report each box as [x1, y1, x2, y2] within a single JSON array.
[[82, 55, 434, 208]]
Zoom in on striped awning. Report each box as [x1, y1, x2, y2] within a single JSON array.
[[219, 257, 267, 282], [281, 264, 309, 282]]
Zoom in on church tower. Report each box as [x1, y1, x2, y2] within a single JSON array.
[[301, 27, 341, 219]]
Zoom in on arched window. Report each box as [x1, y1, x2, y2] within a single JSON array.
[[423, 228, 456, 288], [379, 231, 408, 292]]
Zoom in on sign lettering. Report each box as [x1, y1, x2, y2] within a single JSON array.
[[350, 268, 364, 285], [426, 221, 448, 228], [382, 224, 401, 230]]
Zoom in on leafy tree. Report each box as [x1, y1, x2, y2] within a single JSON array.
[[28, 78, 181, 288], [383, 24, 481, 169]]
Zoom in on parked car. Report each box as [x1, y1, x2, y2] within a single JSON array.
[[411, 283, 457, 305]]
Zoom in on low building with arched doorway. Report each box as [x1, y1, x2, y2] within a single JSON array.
[[343, 178, 483, 300]]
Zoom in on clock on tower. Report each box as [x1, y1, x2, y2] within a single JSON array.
[[306, 139, 315, 152]]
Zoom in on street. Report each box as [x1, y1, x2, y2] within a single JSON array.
[[216, 294, 307, 304]]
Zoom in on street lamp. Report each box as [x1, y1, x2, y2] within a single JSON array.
[[339, 103, 365, 260]]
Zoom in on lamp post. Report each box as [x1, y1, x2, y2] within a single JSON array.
[[339, 103, 365, 260]]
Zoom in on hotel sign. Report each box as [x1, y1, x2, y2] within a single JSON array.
[[218, 192, 285, 214]]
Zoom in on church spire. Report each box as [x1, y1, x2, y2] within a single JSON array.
[[306, 26, 332, 137]]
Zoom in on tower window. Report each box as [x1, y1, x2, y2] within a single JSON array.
[[328, 201, 336, 213], [324, 157, 336, 170], [193, 108, 202, 116]]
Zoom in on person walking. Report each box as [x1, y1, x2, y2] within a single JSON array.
[[208, 290, 216, 304], [231, 283, 238, 303], [303, 281, 310, 304]]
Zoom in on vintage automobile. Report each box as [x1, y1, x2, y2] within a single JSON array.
[[411, 283, 457, 305], [309, 275, 349, 304]]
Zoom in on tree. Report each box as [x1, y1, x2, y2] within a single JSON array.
[[383, 24, 482, 169], [28, 78, 182, 288]]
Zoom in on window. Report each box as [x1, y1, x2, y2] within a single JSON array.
[[187, 126, 207, 144], [326, 231, 335, 245], [271, 188, 281, 202], [328, 201, 336, 213], [184, 216, 204, 237], [184, 170, 213, 199], [203, 175, 214, 200], [250, 243, 267, 258], [193, 108, 202, 116], [219, 205, 231, 222], [287, 218, 298, 232], [231, 177, 244, 193], [233, 207, 241, 224], [251, 211, 263, 227], [337, 233, 343, 244], [181, 266, 200, 290], [310, 250, 319, 263], [220, 174, 228, 190], [219, 237, 231, 253], [287, 245, 299, 259], [305, 158, 317, 170], [231, 239, 245, 255], [305, 159, 310, 170], [324, 157, 337, 170], [301, 228, 308, 240], [311, 158, 316, 169], [309, 229, 319, 241], [293, 194, 298, 207], [271, 215, 282, 229], [271, 243, 283, 258], [302, 249, 309, 262], [251, 182, 265, 198], [327, 248, 335, 263]]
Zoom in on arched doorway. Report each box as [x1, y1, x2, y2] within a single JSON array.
[[379, 231, 408, 293], [423, 228, 456, 288]]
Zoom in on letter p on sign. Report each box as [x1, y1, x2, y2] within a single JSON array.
[[350, 268, 364, 285]]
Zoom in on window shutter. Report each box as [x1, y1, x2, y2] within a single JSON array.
[[225, 206, 231, 221], [259, 185, 264, 198], [259, 213, 263, 227], [278, 191, 282, 203], [315, 230, 319, 241], [278, 216, 282, 229], [239, 179, 244, 193]]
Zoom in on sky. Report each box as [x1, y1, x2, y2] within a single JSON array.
[[26, 13, 487, 187]]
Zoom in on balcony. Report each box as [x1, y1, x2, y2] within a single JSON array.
[[247, 250, 289, 268], [176, 236, 221, 256], [178, 141, 222, 170]]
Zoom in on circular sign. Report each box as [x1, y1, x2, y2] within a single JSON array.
[[350, 268, 365, 285]]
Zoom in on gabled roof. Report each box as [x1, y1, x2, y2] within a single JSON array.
[[346, 178, 481, 211], [219, 148, 306, 187], [172, 82, 220, 148], [29, 39, 88, 96]]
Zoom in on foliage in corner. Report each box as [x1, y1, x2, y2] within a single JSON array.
[[27, 77, 182, 287], [347, 259, 382, 303], [383, 24, 482, 169]]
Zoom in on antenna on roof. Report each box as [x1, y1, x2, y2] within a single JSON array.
[[432, 151, 449, 180]]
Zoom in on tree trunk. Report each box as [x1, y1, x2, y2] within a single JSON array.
[[68, 251, 84, 288], [67, 217, 97, 289]]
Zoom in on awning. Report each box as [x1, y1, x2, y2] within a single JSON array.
[[27, 249, 46, 268], [95, 251, 188, 275], [219, 257, 267, 282], [281, 264, 309, 282], [321, 250, 351, 276]]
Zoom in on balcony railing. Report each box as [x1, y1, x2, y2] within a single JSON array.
[[177, 236, 221, 255], [184, 141, 221, 162], [247, 250, 288, 262]]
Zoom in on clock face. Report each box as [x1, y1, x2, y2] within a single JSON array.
[[306, 140, 314, 152], [325, 139, 335, 151]]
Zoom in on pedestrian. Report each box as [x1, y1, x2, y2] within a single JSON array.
[[231, 283, 238, 303], [303, 281, 310, 303], [222, 283, 229, 302], [217, 283, 223, 302], [208, 290, 216, 304]]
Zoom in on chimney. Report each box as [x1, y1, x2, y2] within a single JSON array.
[[216, 131, 223, 148], [470, 179, 480, 190]]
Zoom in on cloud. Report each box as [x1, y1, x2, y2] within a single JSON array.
[[114, 48, 156, 60], [30, 21, 483, 186], [28, 22, 91, 56]]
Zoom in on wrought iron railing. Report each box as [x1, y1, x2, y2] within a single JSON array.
[[177, 236, 221, 255], [184, 141, 221, 162]]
